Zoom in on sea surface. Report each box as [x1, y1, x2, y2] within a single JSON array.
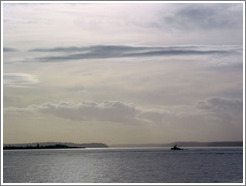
[[3, 147, 244, 183]]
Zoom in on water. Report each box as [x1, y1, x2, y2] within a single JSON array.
[[3, 147, 243, 183]]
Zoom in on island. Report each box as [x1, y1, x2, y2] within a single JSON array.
[[3, 142, 109, 150]]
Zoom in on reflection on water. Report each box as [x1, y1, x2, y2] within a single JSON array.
[[3, 147, 243, 183]]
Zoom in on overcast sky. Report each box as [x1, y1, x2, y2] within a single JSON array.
[[2, 2, 244, 145]]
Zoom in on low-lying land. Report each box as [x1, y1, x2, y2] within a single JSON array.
[[3, 142, 108, 150], [110, 141, 243, 148]]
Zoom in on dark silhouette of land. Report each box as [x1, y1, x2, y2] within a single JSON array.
[[3, 144, 84, 150], [3, 141, 242, 150], [110, 141, 243, 148], [3, 142, 108, 150]]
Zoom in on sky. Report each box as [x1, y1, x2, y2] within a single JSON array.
[[2, 2, 244, 145]]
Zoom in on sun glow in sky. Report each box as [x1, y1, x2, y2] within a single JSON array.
[[2, 2, 244, 145]]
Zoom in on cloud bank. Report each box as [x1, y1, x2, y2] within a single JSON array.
[[29, 45, 239, 62], [3, 73, 39, 88], [163, 4, 243, 31], [5, 97, 243, 126], [5, 101, 143, 124], [3, 47, 18, 52], [3, 3, 243, 143], [197, 97, 243, 121]]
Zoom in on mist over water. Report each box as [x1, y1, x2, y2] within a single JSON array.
[[3, 147, 243, 183]]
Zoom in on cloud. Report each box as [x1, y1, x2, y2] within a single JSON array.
[[29, 46, 89, 53], [3, 96, 22, 107], [31, 45, 237, 62], [3, 47, 18, 52], [197, 97, 243, 120], [3, 3, 243, 51], [5, 101, 143, 124], [3, 73, 39, 88], [29, 45, 158, 53], [4, 100, 181, 126], [4, 97, 243, 135], [163, 4, 243, 30], [137, 109, 172, 124], [66, 85, 86, 92]]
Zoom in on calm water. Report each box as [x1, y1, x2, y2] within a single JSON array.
[[3, 147, 243, 183]]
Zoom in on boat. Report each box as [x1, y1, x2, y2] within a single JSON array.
[[171, 144, 183, 150]]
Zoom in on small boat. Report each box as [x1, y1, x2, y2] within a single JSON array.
[[171, 144, 183, 150]]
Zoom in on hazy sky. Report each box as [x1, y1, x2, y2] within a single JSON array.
[[2, 2, 244, 145]]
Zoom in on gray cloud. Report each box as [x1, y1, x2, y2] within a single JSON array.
[[197, 97, 243, 120], [30, 45, 158, 53], [66, 85, 86, 92], [137, 109, 172, 124], [5, 101, 144, 124], [4, 100, 181, 126], [163, 4, 243, 30], [3, 73, 39, 88], [3, 47, 18, 52], [32, 45, 236, 62], [5, 97, 243, 130], [3, 96, 22, 107], [29, 45, 152, 53]]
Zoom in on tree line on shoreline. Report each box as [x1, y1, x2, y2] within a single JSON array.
[[3, 142, 109, 150], [3, 143, 84, 150]]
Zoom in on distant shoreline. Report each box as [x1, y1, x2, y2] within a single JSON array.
[[3, 142, 109, 150], [3, 144, 85, 150], [109, 141, 243, 148], [3, 141, 242, 150]]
